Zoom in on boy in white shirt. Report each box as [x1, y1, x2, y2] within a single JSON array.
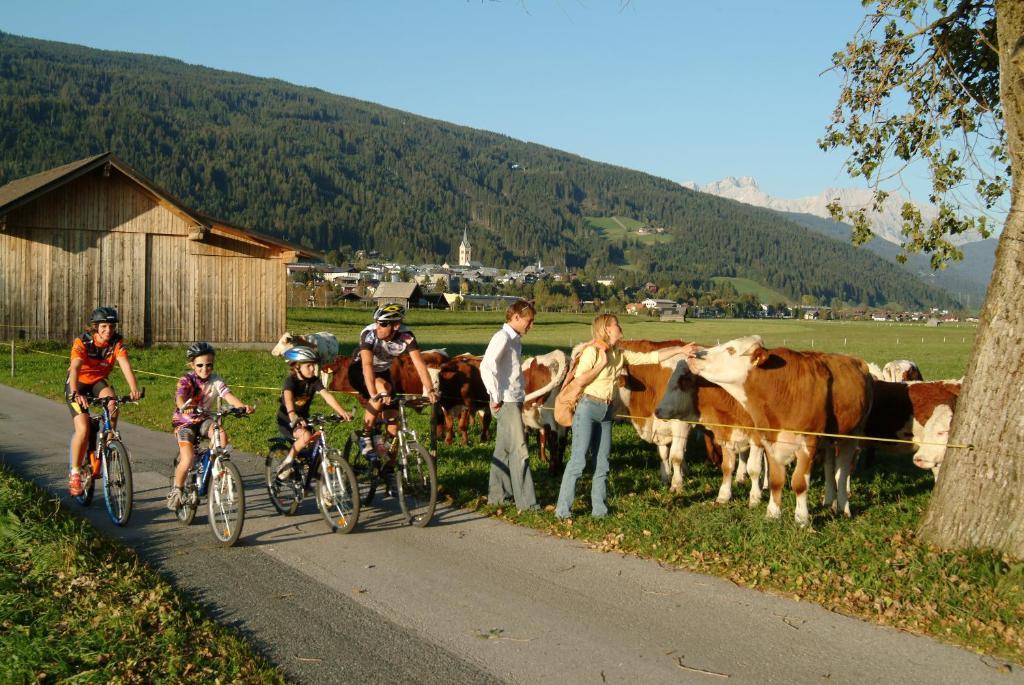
[[480, 300, 538, 511]]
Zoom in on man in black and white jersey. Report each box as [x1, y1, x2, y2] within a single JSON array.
[[347, 304, 438, 454]]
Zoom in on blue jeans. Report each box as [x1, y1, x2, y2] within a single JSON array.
[[555, 396, 613, 518]]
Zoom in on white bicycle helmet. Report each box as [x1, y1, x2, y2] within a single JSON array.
[[373, 303, 406, 323]]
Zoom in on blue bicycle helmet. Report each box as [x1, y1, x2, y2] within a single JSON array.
[[283, 346, 318, 364]]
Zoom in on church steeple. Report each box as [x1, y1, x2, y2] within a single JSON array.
[[459, 227, 472, 266]]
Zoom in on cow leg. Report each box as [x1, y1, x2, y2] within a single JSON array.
[[734, 444, 749, 485], [443, 409, 455, 446], [537, 428, 547, 465], [791, 441, 817, 527], [480, 409, 492, 443], [668, 438, 687, 495], [834, 441, 857, 518], [550, 429, 566, 474], [821, 442, 838, 512], [716, 444, 735, 504], [746, 445, 764, 507], [657, 443, 672, 485], [458, 409, 470, 446], [765, 448, 785, 519]]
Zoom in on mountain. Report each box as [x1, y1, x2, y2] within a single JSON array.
[[685, 176, 984, 247], [0, 32, 959, 309], [681, 177, 994, 304]]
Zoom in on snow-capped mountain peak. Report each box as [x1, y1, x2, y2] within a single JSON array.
[[685, 176, 972, 245]]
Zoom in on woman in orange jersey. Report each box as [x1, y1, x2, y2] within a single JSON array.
[[66, 307, 142, 496]]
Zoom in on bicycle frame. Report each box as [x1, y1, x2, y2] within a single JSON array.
[[298, 425, 330, 490], [184, 410, 239, 498]]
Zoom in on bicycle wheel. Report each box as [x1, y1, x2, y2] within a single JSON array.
[[395, 442, 437, 527], [343, 432, 378, 507], [69, 435, 96, 506], [265, 443, 301, 515], [208, 458, 245, 547], [317, 450, 359, 534], [103, 440, 133, 526]]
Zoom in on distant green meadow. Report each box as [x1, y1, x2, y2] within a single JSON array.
[[711, 276, 793, 305], [6, 309, 1021, 664], [584, 215, 674, 244]]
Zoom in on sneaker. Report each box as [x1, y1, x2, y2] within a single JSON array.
[[166, 487, 183, 511], [69, 472, 84, 496], [276, 460, 294, 481]]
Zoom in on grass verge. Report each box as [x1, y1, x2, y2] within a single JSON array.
[[0, 462, 287, 684]]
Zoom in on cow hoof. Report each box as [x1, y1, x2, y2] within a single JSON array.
[[715, 496, 731, 505], [765, 506, 781, 519]]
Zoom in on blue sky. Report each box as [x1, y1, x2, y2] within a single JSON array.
[[2, 1, 925, 201]]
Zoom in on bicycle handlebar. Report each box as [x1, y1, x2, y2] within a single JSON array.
[[72, 387, 146, 406]]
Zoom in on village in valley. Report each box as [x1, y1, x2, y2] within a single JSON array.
[[287, 227, 968, 325]]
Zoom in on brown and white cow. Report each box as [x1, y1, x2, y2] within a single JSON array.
[[521, 350, 569, 472], [320, 349, 450, 398], [864, 379, 960, 474], [687, 335, 873, 525], [437, 354, 492, 446], [655, 361, 766, 506], [881, 359, 924, 383]]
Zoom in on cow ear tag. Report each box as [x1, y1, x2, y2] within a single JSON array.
[[751, 355, 761, 367]]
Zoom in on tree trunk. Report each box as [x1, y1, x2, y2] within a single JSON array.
[[918, 0, 1024, 557]]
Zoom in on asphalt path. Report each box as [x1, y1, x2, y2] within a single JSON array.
[[0, 384, 1019, 685]]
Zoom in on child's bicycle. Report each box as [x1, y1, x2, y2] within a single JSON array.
[[170, 406, 249, 547], [264, 414, 360, 534], [67, 390, 144, 526], [343, 394, 438, 527]]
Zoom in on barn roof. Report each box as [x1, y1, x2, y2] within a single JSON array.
[[373, 282, 420, 299], [0, 152, 320, 259]]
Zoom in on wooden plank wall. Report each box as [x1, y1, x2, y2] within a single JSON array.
[[2, 167, 289, 344]]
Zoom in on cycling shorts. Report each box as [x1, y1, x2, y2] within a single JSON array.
[[64, 379, 110, 417], [175, 419, 216, 447], [346, 363, 392, 400]]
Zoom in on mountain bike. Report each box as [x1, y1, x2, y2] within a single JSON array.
[[343, 394, 437, 527], [171, 406, 249, 547], [265, 414, 360, 534], [67, 390, 143, 526]]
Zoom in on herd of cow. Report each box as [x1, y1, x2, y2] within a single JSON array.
[[281, 332, 961, 527]]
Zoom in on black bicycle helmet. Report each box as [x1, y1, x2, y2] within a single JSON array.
[[373, 303, 406, 323], [283, 346, 319, 364], [186, 341, 216, 360], [90, 306, 119, 324]]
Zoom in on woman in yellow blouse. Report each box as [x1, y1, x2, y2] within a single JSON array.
[[554, 314, 695, 519]]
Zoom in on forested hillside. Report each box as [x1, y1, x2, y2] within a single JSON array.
[[0, 32, 957, 308]]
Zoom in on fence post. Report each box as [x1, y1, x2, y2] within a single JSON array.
[[10, 340, 14, 378]]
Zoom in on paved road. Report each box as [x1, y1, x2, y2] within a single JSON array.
[[0, 384, 1019, 685]]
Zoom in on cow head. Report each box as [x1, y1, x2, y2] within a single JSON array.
[[882, 359, 924, 383], [912, 403, 953, 475], [654, 360, 699, 421], [686, 335, 765, 387], [271, 331, 296, 357], [523, 350, 569, 404]]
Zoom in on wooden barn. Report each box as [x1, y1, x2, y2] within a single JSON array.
[[0, 153, 317, 345]]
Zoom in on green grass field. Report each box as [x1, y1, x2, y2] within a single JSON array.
[[584, 215, 674, 244], [711, 276, 793, 305], [4, 309, 1021, 664]]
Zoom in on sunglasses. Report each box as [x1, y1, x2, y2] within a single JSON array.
[[194, 363, 214, 369], [376, 321, 400, 328]]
